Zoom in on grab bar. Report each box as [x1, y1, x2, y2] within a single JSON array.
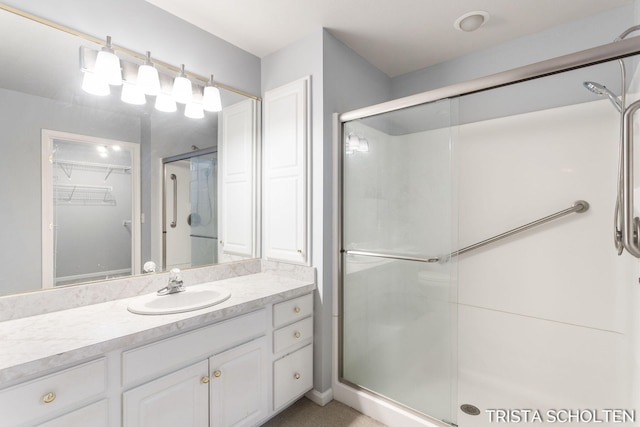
[[342, 250, 440, 263], [451, 200, 589, 258], [343, 200, 589, 263], [170, 173, 177, 228], [622, 99, 640, 257]]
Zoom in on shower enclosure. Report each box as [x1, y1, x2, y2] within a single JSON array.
[[163, 148, 218, 270], [337, 36, 640, 426]]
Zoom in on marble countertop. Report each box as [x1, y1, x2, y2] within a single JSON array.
[[0, 272, 315, 386]]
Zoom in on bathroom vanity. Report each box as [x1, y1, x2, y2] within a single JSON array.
[[0, 267, 315, 426]]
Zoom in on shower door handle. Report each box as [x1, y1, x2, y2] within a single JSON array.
[[621, 99, 640, 257], [170, 173, 177, 228]]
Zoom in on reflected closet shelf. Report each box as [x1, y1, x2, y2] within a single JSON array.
[[53, 184, 116, 205]]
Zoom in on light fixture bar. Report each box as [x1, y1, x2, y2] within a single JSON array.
[[0, 3, 261, 101]]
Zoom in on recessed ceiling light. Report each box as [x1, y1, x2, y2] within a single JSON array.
[[454, 11, 490, 32]]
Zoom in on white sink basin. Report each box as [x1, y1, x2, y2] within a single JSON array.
[[127, 285, 231, 315]]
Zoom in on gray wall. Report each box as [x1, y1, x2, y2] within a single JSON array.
[[390, 4, 635, 99], [262, 29, 390, 394], [0, 87, 141, 294]]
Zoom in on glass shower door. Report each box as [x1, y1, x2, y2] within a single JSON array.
[[163, 150, 218, 270], [340, 98, 457, 424]]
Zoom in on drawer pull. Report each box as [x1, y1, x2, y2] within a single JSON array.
[[213, 370, 222, 378], [294, 373, 301, 380], [42, 392, 56, 404], [201, 376, 210, 384], [294, 331, 301, 338], [294, 306, 301, 313]]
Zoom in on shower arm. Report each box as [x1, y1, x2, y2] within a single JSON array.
[[621, 99, 640, 257]]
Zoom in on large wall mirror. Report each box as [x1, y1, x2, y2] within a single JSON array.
[[0, 6, 260, 296]]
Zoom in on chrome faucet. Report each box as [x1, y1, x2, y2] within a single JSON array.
[[157, 268, 185, 296]]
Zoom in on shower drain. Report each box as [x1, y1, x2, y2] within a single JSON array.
[[461, 404, 481, 416]]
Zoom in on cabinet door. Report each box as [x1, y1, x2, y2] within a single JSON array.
[[123, 360, 209, 427], [219, 98, 259, 260], [263, 77, 310, 265], [209, 337, 268, 427]]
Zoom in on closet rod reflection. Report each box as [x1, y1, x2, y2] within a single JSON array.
[[343, 200, 589, 263]]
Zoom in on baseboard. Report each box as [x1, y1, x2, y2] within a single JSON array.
[[305, 388, 333, 406]]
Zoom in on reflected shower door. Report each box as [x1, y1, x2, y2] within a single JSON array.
[[341, 99, 457, 424], [163, 150, 218, 270]]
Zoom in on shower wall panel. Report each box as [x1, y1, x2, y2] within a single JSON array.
[[455, 99, 636, 426]]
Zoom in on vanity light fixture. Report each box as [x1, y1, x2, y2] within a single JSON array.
[[136, 51, 161, 96], [203, 75, 222, 112], [78, 40, 246, 119], [94, 36, 122, 85], [172, 64, 193, 104], [155, 92, 178, 112], [454, 11, 490, 32], [121, 80, 146, 105]]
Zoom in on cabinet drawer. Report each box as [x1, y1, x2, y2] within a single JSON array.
[[273, 316, 313, 354], [273, 344, 313, 410], [123, 309, 266, 387], [38, 399, 109, 427], [273, 294, 313, 328], [0, 358, 107, 426]]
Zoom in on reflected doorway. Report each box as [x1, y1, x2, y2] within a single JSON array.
[[41, 130, 141, 288]]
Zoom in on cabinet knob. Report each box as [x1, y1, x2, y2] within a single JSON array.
[[294, 373, 301, 380], [297, 249, 303, 254], [294, 331, 301, 338], [213, 370, 222, 378], [42, 392, 56, 404], [201, 376, 210, 384], [294, 306, 301, 313]]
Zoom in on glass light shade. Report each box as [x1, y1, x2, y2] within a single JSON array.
[[137, 64, 160, 96], [202, 85, 222, 112], [346, 134, 360, 151], [155, 92, 177, 112], [185, 102, 204, 119], [94, 49, 122, 86], [81, 72, 110, 96], [121, 81, 146, 105], [172, 76, 192, 104]]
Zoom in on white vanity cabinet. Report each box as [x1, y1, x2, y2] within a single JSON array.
[[123, 360, 210, 426], [271, 293, 314, 411], [0, 358, 108, 426], [122, 309, 268, 427], [0, 284, 315, 427], [209, 337, 269, 427]]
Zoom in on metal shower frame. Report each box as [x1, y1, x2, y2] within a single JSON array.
[[334, 34, 640, 424]]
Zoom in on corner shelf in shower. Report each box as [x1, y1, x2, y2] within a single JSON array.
[[53, 184, 116, 206], [53, 159, 131, 181]]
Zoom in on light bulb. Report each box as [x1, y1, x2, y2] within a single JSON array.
[[94, 36, 122, 86], [155, 92, 177, 112], [185, 102, 204, 119], [172, 64, 192, 104], [137, 51, 160, 96], [202, 75, 222, 112], [121, 81, 146, 105], [81, 72, 110, 96]]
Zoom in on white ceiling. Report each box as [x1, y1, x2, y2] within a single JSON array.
[[144, 0, 632, 77]]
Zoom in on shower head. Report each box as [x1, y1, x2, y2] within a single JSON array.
[[583, 81, 622, 112]]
